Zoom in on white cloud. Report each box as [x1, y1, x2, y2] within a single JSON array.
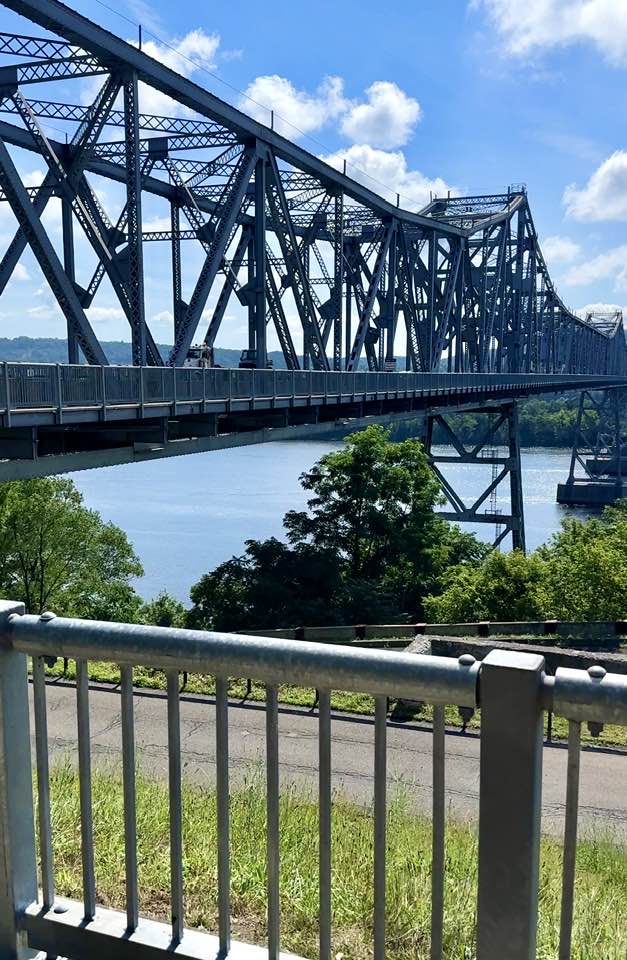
[[22, 169, 46, 188], [563, 151, 627, 220], [340, 81, 421, 149], [239, 75, 421, 148], [11, 263, 29, 282], [138, 31, 220, 115], [574, 301, 627, 318], [320, 144, 455, 210], [541, 234, 581, 263], [143, 214, 173, 232], [239, 75, 347, 137], [86, 306, 126, 324], [151, 309, 175, 331], [80, 29, 221, 118], [562, 244, 627, 288], [127, 0, 164, 35], [474, 0, 627, 65]]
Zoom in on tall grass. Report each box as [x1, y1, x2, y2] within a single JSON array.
[[46, 764, 626, 960]]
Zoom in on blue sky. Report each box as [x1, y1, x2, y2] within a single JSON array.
[[0, 0, 626, 346]]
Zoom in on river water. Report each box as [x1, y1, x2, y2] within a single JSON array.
[[69, 443, 593, 602]]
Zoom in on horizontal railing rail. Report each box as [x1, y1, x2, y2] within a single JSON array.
[[0, 362, 625, 422], [0, 601, 625, 960]]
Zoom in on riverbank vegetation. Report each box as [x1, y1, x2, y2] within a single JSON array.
[[48, 765, 627, 959], [429, 394, 598, 448], [187, 426, 627, 630], [425, 502, 627, 623], [188, 425, 487, 630], [2, 428, 626, 631]]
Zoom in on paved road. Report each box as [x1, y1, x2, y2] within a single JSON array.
[[32, 678, 627, 839]]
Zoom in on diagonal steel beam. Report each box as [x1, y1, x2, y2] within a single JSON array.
[[346, 223, 393, 371], [265, 152, 328, 370], [0, 0, 461, 236], [0, 133, 106, 364], [265, 250, 299, 369], [203, 226, 251, 346], [0, 75, 121, 296], [10, 88, 163, 365], [75, 173, 163, 366], [82, 155, 155, 306], [170, 146, 257, 365], [431, 239, 463, 367]]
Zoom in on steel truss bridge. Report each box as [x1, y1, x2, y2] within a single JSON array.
[[0, 0, 625, 545]]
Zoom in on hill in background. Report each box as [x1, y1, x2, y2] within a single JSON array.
[[0, 337, 294, 368]]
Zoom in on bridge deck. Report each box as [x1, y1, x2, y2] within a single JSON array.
[[0, 363, 624, 480], [2, 364, 624, 429]]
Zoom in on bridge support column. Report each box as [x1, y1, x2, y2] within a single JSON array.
[[508, 402, 526, 552], [557, 387, 626, 506], [421, 400, 526, 552]]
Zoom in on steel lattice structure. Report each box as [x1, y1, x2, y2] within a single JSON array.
[[0, 0, 624, 378]]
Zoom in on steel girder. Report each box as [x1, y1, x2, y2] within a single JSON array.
[[0, 0, 622, 377]]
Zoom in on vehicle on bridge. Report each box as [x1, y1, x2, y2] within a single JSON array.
[[183, 343, 215, 369]]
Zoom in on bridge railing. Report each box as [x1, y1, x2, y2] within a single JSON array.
[[0, 601, 625, 960], [0, 361, 621, 418]]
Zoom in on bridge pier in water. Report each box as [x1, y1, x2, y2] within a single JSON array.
[[421, 399, 526, 552], [557, 386, 627, 507]]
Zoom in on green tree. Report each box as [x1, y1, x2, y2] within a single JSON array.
[[535, 502, 627, 620], [189, 426, 487, 629], [0, 477, 143, 620], [424, 502, 627, 624], [140, 591, 187, 628], [424, 550, 545, 623], [188, 538, 344, 631], [284, 425, 485, 614]]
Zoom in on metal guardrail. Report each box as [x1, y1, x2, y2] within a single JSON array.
[[0, 362, 623, 425], [0, 601, 625, 960]]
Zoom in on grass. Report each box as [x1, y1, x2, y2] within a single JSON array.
[[47, 764, 627, 960], [40, 658, 627, 750]]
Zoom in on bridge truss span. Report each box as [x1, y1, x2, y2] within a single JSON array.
[[0, 0, 623, 379]]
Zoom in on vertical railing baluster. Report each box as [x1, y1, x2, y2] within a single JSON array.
[[167, 670, 184, 944], [559, 720, 581, 960], [374, 695, 387, 960], [266, 684, 280, 960], [76, 659, 95, 921], [216, 676, 231, 955], [33, 656, 54, 909], [319, 689, 332, 960], [121, 664, 138, 932], [431, 704, 446, 960]]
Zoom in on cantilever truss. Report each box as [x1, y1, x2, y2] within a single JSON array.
[[0, 0, 625, 376]]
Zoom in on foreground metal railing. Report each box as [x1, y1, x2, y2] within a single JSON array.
[[0, 601, 625, 960]]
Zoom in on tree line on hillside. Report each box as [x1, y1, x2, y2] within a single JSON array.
[[0, 337, 289, 370], [2, 427, 625, 633], [430, 396, 600, 449]]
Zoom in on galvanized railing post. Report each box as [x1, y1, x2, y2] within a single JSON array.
[[0, 601, 37, 959], [476, 650, 545, 960]]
